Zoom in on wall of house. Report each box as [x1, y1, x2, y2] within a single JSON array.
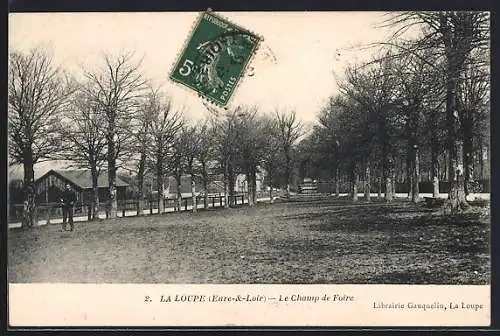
[[33, 172, 129, 205], [35, 174, 82, 204], [81, 187, 128, 203], [8, 180, 24, 205]]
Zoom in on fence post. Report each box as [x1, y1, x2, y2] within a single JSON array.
[[105, 201, 109, 219], [33, 205, 39, 227], [87, 203, 92, 221], [46, 205, 51, 225]]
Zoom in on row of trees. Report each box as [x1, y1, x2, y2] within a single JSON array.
[[8, 11, 490, 228], [8, 49, 304, 228], [297, 11, 490, 211]]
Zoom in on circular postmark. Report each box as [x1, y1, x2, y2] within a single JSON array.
[[189, 29, 260, 102], [170, 10, 265, 108]]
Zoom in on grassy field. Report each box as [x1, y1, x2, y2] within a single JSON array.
[[8, 197, 490, 284]]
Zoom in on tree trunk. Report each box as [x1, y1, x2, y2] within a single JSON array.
[[446, 86, 468, 211], [406, 102, 421, 202], [462, 115, 474, 196], [431, 158, 439, 198], [391, 169, 397, 199], [224, 163, 230, 209], [377, 173, 382, 200], [157, 160, 165, 215], [22, 147, 36, 228], [246, 172, 253, 206], [268, 168, 274, 203], [406, 154, 413, 200], [201, 161, 208, 209], [385, 177, 393, 202], [285, 153, 291, 198], [412, 147, 420, 203], [479, 144, 484, 180], [137, 152, 146, 216], [176, 170, 182, 212], [228, 166, 235, 207], [443, 28, 469, 211], [91, 166, 100, 220], [384, 154, 394, 202], [472, 150, 476, 180], [251, 167, 257, 204], [364, 165, 371, 201], [443, 150, 448, 182], [431, 139, 440, 198], [352, 165, 358, 202], [107, 125, 117, 218], [448, 139, 468, 212], [191, 177, 197, 213], [203, 177, 209, 209], [334, 165, 340, 198]]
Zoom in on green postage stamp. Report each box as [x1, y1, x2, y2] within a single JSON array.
[[169, 10, 262, 107]]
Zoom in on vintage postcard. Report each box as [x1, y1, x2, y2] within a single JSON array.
[[7, 10, 491, 327]]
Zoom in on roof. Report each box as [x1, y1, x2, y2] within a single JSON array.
[[37, 169, 129, 190], [8, 160, 73, 181]]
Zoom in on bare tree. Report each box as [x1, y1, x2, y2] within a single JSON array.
[[56, 84, 107, 220], [196, 119, 216, 209], [170, 126, 187, 212], [83, 52, 147, 218], [181, 122, 208, 213], [274, 109, 304, 198], [148, 92, 183, 214], [260, 116, 283, 203], [8, 47, 73, 228], [391, 47, 443, 203], [211, 108, 242, 208], [456, 54, 490, 196], [127, 87, 158, 215], [338, 59, 399, 202], [383, 11, 489, 211], [234, 106, 266, 206], [317, 96, 346, 198]]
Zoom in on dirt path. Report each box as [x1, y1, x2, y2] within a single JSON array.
[[8, 199, 490, 284]]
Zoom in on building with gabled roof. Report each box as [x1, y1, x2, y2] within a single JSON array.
[[34, 169, 129, 205]]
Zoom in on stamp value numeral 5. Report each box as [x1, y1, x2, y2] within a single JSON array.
[[179, 59, 194, 76]]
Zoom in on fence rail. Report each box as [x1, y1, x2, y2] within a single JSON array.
[[8, 193, 252, 224]]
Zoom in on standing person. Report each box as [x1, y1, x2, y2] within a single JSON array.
[[60, 184, 76, 231]]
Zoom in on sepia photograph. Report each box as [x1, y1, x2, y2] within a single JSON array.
[[7, 9, 491, 327]]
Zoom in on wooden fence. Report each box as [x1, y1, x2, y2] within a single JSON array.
[[8, 193, 249, 224]]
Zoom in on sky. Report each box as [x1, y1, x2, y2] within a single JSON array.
[[9, 11, 397, 126]]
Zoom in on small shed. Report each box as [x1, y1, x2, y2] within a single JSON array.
[[34, 169, 129, 205]]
